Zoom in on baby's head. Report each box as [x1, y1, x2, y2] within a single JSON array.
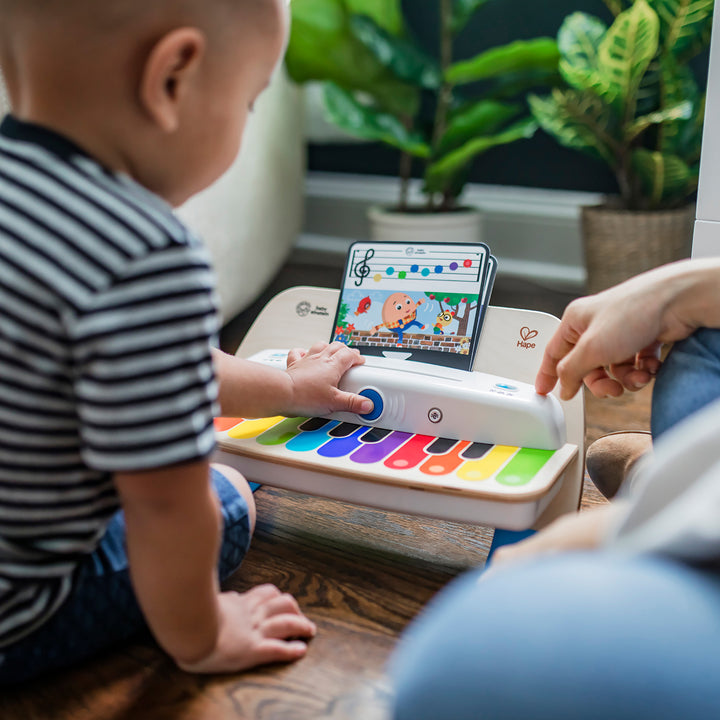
[[0, 0, 288, 205]]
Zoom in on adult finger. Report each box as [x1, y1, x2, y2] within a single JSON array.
[[534, 331, 578, 396], [583, 367, 623, 398], [608, 362, 653, 392], [556, 332, 617, 400], [635, 342, 663, 376]]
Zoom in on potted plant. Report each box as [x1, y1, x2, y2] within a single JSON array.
[[528, 0, 713, 293], [285, 0, 561, 244]]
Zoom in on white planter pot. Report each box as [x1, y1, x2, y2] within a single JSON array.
[[368, 206, 483, 245]]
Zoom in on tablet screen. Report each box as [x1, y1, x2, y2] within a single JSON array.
[[331, 241, 496, 371]]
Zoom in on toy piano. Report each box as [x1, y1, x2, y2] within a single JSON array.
[[214, 286, 584, 531]]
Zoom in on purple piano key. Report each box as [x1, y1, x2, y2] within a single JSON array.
[[350, 431, 412, 464]]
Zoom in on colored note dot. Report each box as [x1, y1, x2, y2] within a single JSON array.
[[373, 273, 382, 282], [411, 264, 419, 273], [421, 268, 430, 277], [399, 271, 406, 279], [386, 267, 394, 275], [463, 259, 472, 268], [434, 265, 443, 274], [449, 262, 458, 271]]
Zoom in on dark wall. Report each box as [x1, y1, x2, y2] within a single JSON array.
[[308, 0, 709, 195]]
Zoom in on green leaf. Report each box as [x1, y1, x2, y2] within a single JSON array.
[[451, 0, 494, 34], [658, 56, 703, 156], [484, 67, 564, 100], [651, 0, 714, 61], [345, 0, 404, 34], [631, 148, 695, 207], [349, 15, 442, 89], [634, 56, 663, 115], [603, 0, 631, 15], [625, 99, 692, 142], [446, 38, 560, 86], [597, 0, 660, 112], [322, 83, 431, 157], [439, 100, 522, 154], [556, 13, 609, 95], [424, 117, 538, 194], [529, 89, 617, 165], [669, 92, 706, 165], [285, 0, 419, 116]]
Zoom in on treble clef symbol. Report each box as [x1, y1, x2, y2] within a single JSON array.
[[352, 248, 374, 286]]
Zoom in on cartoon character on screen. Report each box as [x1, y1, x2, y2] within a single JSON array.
[[371, 293, 425, 346], [432, 309, 455, 335]]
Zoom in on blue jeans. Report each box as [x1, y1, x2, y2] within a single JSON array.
[[652, 328, 720, 438], [0, 469, 251, 685], [390, 554, 720, 720], [390, 328, 720, 720]]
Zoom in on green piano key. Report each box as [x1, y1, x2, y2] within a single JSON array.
[[256, 417, 308, 446], [495, 448, 554, 486]]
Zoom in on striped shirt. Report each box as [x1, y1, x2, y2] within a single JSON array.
[[0, 116, 220, 647]]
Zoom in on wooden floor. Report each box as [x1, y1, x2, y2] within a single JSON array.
[[0, 261, 653, 720]]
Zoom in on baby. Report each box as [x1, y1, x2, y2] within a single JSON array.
[[0, 0, 372, 683]]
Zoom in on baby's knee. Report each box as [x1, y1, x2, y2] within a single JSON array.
[[212, 463, 256, 534]]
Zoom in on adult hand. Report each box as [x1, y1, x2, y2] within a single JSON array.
[[285, 341, 372, 417], [486, 504, 625, 576], [535, 261, 704, 400]]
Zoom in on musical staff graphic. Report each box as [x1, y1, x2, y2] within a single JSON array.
[[350, 247, 484, 285]]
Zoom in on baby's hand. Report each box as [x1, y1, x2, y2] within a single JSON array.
[[177, 585, 316, 674], [285, 342, 372, 417]]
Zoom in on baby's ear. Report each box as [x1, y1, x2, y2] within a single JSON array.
[[139, 27, 206, 133]]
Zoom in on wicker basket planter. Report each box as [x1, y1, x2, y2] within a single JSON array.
[[581, 203, 695, 294]]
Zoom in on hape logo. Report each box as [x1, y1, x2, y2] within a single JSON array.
[[517, 327, 538, 349], [296, 301, 311, 317]]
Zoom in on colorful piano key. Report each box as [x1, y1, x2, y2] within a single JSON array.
[[420, 440, 472, 476], [351, 430, 412, 464], [228, 417, 283, 439], [384, 434, 435, 470], [257, 417, 307, 446], [495, 448, 554, 486], [318, 425, 368, 458], [214, 417, 243, 432], [456, 445, 517, 481], [286, 420, 339, 452], [215, 414, 574, 495]]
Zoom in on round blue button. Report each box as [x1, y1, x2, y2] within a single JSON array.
[[358, 388, 383, 421]]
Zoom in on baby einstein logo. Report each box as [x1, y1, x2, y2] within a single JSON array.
[[517, 327, 538, 349], [296, 301, 311, 317]]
